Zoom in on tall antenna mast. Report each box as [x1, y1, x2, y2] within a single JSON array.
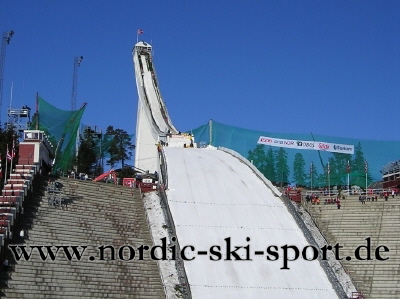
[[71, 55, 83, 110], [0, 30, 14, 126]]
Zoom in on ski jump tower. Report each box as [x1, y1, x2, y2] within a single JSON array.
[[132, 41, 178, 172]]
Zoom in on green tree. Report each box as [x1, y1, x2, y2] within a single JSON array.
[[328, 153, 352, 187], [76, 128, 98, 174], [307, 162, 318, 188], [293, 153, 307, 187], [248, 144, 267, 175], [275, 147, 290, 186], [247, 145, 277, 183], [106, 126, 135, 168], [351, 142, 372, 187], [316, 172, 327, 188], [265, 147, 277, 183], [116, 165, 138, 184]]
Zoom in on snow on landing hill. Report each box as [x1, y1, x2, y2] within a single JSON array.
[[164, 147, 339, 299]]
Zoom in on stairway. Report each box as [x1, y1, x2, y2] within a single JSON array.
[[305, 195, 400, 299], [1, 177, 165, 298]]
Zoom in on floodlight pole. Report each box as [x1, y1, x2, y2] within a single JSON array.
[[365, 159, 368, 196], [328, 162, 330, 196], [347, 172, 350, 196], [310, 162, 313, 193], [0, 30, 14, 127], [71, 56, 83, 110]]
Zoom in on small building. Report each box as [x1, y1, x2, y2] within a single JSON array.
[[19, 130, 54, 173], [381, 159, 400, 189]]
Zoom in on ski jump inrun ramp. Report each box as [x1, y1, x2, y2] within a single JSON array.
[[132, 41, 342, 299]]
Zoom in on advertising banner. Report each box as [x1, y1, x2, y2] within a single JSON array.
[[257, 136, 354, 154]]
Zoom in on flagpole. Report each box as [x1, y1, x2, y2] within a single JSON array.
[[347, 172, 350, 195], [328, 162, 330, 197], [310, 162, 313, 193], [10, 139, 14, 180], [9, 81, 13, 109], [347, 160, 350, 196], [0, 155, 2, 190], [136, 29, 143, 43], [4, 144, 8, 187], [36, 92, 39, 130], [365, 160, 368, 196]]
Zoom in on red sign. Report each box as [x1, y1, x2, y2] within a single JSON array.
[[123, 178, 136, 188], [318, 143, 330, 150]]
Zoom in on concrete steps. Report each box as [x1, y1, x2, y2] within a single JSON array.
[[1, 177, 165, 298], [305, 195, 400, 299]]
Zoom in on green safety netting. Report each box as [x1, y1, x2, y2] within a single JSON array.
[[30, 97, 86, 173], [191, 120, 400, 188]]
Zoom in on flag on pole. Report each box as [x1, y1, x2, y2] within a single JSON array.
[[0, 155, 2, 179], [6, 150, 12, 161], [11, 139, 15, 158], [310, 162, 313, 175], [364, 160, 368, 173], [136, 29, 144, 43], [327, 162, 330, 174], [346, 160, 351, 174]]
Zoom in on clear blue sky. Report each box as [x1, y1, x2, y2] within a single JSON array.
[[1, 1, 400, 141]]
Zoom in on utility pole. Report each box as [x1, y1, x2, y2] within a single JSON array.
[[0, 30, 14, 126], [71, 56, 83, 110]]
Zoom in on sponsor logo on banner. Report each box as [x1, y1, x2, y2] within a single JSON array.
[[333, 144, 354, 154], [274, 140, 295, 146], [259, 137, 272, 143], [318, 143, 330, 151], [297, 141, 314, 148], [257, 136, 354, 154], [334, 145, 351, 151]]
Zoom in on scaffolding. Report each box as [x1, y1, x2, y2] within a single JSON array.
[[5, 105, 31, 133]]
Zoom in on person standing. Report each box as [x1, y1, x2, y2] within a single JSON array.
[[336, 197, 341, 209], [3, 259, 9, 271]]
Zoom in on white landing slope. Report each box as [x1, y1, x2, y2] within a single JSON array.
[[165, 147, 339, 299]]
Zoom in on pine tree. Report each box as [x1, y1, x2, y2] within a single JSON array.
[[275, 147, 290, 186], [265, 147, 277, 183], [351, 142, 372, 187], [76, 128, 98, 174], [293, 153, 307, 187], [247, 144, 267, 175], [106, 126, 135, 168], [307, 162, 319, 188], [328, 153, 352, 187]]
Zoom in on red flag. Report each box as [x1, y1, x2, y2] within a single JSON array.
[[0, 155, 2, 179], [11, 139, 16, 158], [347, 160, 351, 174], [137, 29, 143, 34], [7, 150, 12, 161]]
